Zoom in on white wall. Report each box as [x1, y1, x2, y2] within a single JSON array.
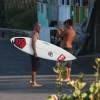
[[40, 27, 57, 42], [40, 27, 50, 42], [58, 5, 71, 22]]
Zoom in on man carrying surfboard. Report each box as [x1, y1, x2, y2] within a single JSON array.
[[57, 19, 76, 81], [29, 22, 42, 87]]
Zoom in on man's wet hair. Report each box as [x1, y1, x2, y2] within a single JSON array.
[[63, 19, 73, 26]]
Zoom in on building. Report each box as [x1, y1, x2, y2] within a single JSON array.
[[37, 0, 89, 44], [37, 0, 89, 27]]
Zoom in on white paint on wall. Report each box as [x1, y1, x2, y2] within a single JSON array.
[[40, 27, 57, 42], [40, 27, 50, 42], [58, 5, 71, 22]]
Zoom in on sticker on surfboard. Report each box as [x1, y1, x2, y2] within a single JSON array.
[[14, 38, 26, 49]]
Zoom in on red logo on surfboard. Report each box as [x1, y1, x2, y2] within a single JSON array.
[[14, 38, 26, 49], [57, 54, 66, 61]]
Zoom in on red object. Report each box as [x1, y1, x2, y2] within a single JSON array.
[[15, 38, 26, 49], [57, 54, 65, 62]]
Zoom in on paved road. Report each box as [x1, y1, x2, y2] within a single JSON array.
[[0, 75, 56, 100], [0, 75, 98, 100]]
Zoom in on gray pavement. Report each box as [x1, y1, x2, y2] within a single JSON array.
[[0, 75, 98, 100], [0, 75, 57, 100]]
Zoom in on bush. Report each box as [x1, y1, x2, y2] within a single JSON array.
[[47, 58, 100, 100]]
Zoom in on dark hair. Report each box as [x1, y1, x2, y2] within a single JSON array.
[[63, 19, 73, 26]]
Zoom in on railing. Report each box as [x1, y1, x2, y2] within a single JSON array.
[[0, 27, 31, 40]]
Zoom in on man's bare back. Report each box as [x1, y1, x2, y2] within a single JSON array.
[[63, 27, 76, 49]]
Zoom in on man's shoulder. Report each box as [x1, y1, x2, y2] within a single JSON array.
[[33, 31, 39, 35], [32, 31, 39, 38]]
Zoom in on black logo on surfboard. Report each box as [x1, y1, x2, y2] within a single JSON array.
[[48, 51, 53, 57]]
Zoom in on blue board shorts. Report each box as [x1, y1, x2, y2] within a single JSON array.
[[63, 47, 73, 68]]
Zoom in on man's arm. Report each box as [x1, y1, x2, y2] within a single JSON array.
[[32, 32, 39, 56], [57, 28, 64, 37]]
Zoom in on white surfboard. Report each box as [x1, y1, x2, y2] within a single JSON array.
[[10, 37, 76, 61]]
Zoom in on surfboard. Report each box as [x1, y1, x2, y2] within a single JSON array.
[[10, 37, 76, 61]]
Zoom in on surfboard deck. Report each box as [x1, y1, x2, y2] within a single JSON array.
[[10, 37, 76, 61]]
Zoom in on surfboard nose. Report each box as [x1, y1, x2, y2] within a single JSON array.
[[73, 56, 77, 60]]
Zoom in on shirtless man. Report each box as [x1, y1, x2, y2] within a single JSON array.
[[29, 22, 42, 87], [57, 19, 76, 81], [62, 19, 76, 81]]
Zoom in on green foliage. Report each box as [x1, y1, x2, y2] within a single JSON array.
[[89, 81, 100, 100], [47, 95, 58, 100], [53, 62, 67, 99], [88, 58, 100, 100], [67, 73, 87, 100], [8, 9, 34, 29], [53, 62, 67, 81], [48, 58, 100, 100], [60, 94, 73, 100], [93, 58, 100, 82], [6, 7, 35, 30]]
